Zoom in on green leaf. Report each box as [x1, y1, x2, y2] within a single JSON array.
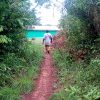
[[0, 25, 3, 32], [0, 35, 11, 43]]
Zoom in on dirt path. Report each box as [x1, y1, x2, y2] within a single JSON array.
[[22, 53, 55, 100]]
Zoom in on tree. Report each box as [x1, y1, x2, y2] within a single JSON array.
[[0, 0, 37, 55], [61, 0, 100, 61], [0, 0, 39, 87]]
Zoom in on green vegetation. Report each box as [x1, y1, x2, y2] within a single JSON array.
[[51, 50, 100, 100], [0, 42, 43, 100], [0, 0, 100, 99], [51, 0, 100, 100], [61, 0, 100, 59], [0, 0, 43, 100]]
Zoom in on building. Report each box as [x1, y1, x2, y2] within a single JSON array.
[[26, 25, 60, 38]]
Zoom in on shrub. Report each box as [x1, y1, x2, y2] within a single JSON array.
[[51, 49, 100, 100], [0, 42, 43, 99]]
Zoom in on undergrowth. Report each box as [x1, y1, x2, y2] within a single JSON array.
[[0, 42, 43, 100], [50, 50, 100, 100]]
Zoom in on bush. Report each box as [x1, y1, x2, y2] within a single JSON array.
[[0, 41, 43, 100], [51, 49, 100, 100], [51, 85, 100, 100], [0, 87, 20, 100]]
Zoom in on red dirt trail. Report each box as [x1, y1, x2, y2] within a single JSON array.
[[22, 53, 55, 100]]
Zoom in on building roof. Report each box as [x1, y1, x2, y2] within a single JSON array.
[[26, 25, 60, 30]]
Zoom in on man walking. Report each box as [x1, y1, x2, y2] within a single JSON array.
[[43, 30, 53, 54]]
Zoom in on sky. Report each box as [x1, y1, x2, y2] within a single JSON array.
[[30, 0, 64, 25]]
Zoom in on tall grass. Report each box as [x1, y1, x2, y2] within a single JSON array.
[[50, 50, 100, 100], [0, 41, 43, 100]]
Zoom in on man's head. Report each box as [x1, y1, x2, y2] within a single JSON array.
[[46, 30, 49, 33]]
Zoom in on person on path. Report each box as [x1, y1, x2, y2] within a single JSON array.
[[43, 30, 53, 53]]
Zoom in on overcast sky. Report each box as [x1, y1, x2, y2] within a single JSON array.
[[30, 0, 64, 25]]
